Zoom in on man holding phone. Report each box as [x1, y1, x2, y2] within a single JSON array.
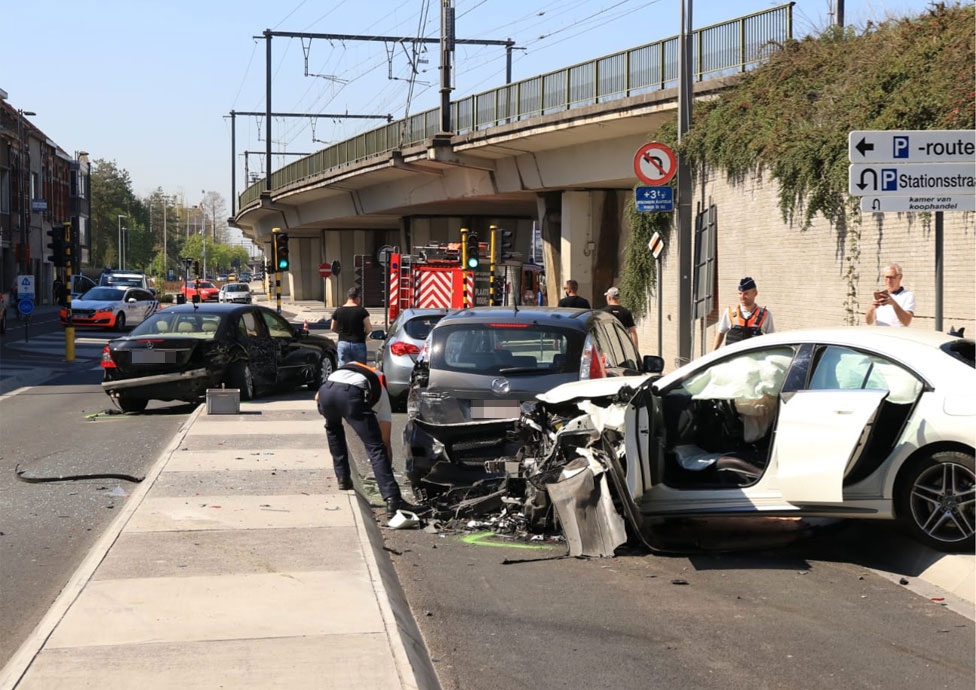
[[866, 263, 915, 327]]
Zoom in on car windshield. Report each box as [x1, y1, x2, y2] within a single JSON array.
[[430, 322, 583, 375], [82, 287, 126, 301], [224, 284, 249, 293], [129, 312, 223, 339], [193, 281, 215, 289]]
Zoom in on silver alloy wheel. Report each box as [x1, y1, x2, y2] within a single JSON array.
[[908, 455, 976, 548]]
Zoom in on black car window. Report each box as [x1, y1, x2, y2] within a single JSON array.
[[808, 345, 922, 403], [239, 311, 261, 337], [127, 289, 152, 301], [431, 323, 583, 374], [942, 338, 975, 367], [404, 315, 444, 340], [260, 309, 294, 338], [594, 317, 640, 371]]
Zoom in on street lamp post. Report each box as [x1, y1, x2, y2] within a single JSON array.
[[117, 214, 127, 269], [18, 109, 37, 274]]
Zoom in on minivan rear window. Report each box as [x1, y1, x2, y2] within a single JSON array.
[[430, 323, 583, 375]]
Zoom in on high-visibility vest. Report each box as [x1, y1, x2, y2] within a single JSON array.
[[725, 305, 768, 344]]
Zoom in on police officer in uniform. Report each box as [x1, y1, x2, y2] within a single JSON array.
[[315, 361, 412, 517], [712, 276, 774, 350]]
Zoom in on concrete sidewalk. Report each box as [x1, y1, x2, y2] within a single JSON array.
[[0, 397, 439, 690]]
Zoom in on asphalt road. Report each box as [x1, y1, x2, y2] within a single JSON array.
[[0, 357, 193, 668], [382, 518, 974, 690]]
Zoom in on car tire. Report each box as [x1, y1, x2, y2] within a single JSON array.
[[307, 354, 335, 391], [229, 360, 255, 401], [896, 450, 975, 553], [115, 312, 126, 331], [116, 394, 148, 413]]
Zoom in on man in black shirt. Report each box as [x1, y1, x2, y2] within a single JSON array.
[[558, 279, 590, 308], [602, 286, 638, 351], [331, 287, 372, 366]]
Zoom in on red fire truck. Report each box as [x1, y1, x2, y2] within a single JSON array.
[[385, 243, 543, 321]]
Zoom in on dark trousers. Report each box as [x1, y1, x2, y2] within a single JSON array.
[[316, 381, 401, 502]]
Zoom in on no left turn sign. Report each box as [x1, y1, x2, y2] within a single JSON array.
[[634, 142, 677, 186]]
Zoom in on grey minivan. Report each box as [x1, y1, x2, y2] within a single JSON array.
[[403, 306, 662, 498]]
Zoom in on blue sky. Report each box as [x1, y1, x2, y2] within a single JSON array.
[[2, 0, 949, 208]]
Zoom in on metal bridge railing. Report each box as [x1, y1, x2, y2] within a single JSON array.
[[240, 3, 793, 210]]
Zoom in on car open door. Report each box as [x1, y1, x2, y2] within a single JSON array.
[[772, 388, 887, 503]]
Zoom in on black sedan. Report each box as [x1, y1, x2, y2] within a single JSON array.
[[100, 303, 337, 412]]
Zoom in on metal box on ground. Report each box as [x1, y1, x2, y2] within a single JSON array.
[[206, 388, 240, 414]]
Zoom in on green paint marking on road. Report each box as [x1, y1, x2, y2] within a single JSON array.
[[460, 531, 555, 550]]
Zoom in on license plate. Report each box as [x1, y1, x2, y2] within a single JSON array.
[[132, 350, 173, 364], [470, 400, 520, 419]]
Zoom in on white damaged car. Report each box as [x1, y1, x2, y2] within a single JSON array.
[[512, 327, 974, 555]]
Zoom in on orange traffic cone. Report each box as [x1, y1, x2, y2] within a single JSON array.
[[303, 318, 309, 330]]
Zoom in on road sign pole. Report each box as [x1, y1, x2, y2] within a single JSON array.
[[657, 256, 663, 358], [935, 211, 943, 331]]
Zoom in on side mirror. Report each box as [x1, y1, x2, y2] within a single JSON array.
[[642, 354, 664, 374], [368, 329, 386, 340]]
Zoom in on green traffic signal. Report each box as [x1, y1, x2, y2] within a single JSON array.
[[275, 232, 290, 271], [466, 233, 480, 269]]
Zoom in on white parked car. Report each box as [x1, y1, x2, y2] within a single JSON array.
[[512, 327, 974, 553], [218, 282, 252, 304]]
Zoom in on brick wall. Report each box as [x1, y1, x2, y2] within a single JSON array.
[[624, 168, 975, 369]]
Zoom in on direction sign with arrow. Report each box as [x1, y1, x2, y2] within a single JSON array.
[[849, 130, 975, 163], [848, 163, 975, 196]]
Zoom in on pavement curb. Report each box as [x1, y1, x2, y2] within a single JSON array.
[[0, 405, 206, 690], [350, 494, 442, 690]]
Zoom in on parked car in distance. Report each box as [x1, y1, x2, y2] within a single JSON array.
[[217, 274, 229, 282], [60, 286, 159, 330], [219, 282, 252, 304], [100, 303, 337, 412], [99, 270, 153, 294], [512, 327, 975, 553], [181, 279, 220, 303], [239, 272, 252, 283], [403, 306, 662, 497], [371, 308, 449, 409]]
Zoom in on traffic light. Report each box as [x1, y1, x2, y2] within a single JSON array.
[[67, 219, 80, 268], [466, 232, 480, 269], [498, 229, 514, 260], [194, 260, 201, 277], [46, 226, 66, 267], [274, 232, 290, 271]]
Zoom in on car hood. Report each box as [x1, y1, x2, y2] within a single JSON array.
[[536, 374, 653, 404]]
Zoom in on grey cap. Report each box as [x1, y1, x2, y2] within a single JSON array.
[[604, 287, 620, 298]]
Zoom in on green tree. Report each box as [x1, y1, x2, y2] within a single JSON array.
[[89, 159, 138, 270]]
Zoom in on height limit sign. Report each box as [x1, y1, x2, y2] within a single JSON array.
[[634, 142, 677, 186]]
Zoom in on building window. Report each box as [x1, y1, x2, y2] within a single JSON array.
[[0, 167, 9, 214]]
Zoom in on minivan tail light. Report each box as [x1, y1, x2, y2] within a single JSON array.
[[100, 345, 117, 369], [390, 341, 420, 357], [578, 336, 606, 380]]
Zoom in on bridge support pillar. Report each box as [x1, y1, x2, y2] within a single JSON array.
[[559, 191, 607, 306]]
